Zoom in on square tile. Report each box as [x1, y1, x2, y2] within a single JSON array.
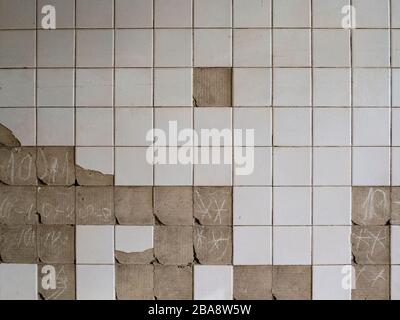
[[194, 0, 231, 27], [234, 266, 272, 300], [76, 225, 114, 264], [76, 69, 113, 107], [37, 0, 75, 28], [352, 265, 390, 300], [0, 0, 36, 29], [76, 108, 113, 146], [155, 29, 192, 67], [273, 187, 311, 226], [353, 147, 390, 186], [353, 30, 390, 67], [154, 266, 192, 300], [233, 226, 272, 265], [313, 0, 350, 28], [37, 30, 74, 67], [353, 108, 390, 146], [115, 29, 152, 67], [233, 108, 271, 146], [0, 69, 35, 107], [393, 69, 400, 107], [393, 148, 400, 186], [393, 30, 400, 67], [273, 108, 311, 146], [313, 108, 351, 146], [76, 30, 113, 67], [38, 225, 75, 263], [115, 108, 153, 146], [392, 266, 400, 300], [353, 69, 390, 107], [76, 0, 114, 28], [313, 30, 350, 67], [0, 147, 38, 185], [37, 69, 74, 107], [76, 147, 114, 184], [194, 226, 232, 264], [37, 108, 74, 146], [313, 147, 351, 186], [194, 265, 233, 300], [273, 0, 310, 27], [393, 110, 400, 146], [313, 226, 351, 265], [194, 29, 232, 67], [390, 187, 400, 224], [233, 29, 271, 67], [0, 186, 38, 224], [272, 266, 312, 300], [392, 226, 400, 264], [154, 150, 193, 185], [273, 148, 312, 186], [116, 265, 153, 300], [0, 31, 35, 67], [313, 187, 352, 225], [37, 264, 76, 300], [233, 0, 271, 27], [155, 0, 192, 27], [194, 108, 231, 146], [393, 0, 400, 28], [0, 264, 37, 300], [0, 225, 37, 262], [233, 68, 271, 107], [273, 68, 311, 107], [0, 108, 36, 146], [312, 266, 351, 300], [273, 29, 311, 67], [313, 69, 351, 107], [115, 0, 152, 27], [76, 265, 115, 300], [115, 226, 153, 264], [273, 226, 312, 265], [353, 0, 389, 28]]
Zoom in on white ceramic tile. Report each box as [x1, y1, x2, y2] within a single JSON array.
[[154, 68, 192, 107], [234, 147, 272, 186], [233, 187, 272, 225], [194, 29, 232, 67], [313, 226, 352, 265], [273, 148, 312, 186], [37, 108, 75, 146], [37, 69, 74, 107], [115, 29, 152, 67], [393, 266, 400, 300], [115, 68, 153, 107], [313, 69, 351, 107], [393, 69, 400, 107], [394, 0, 400, 28], [194, 265, 233, 300], [0, 108, 36, 146], [313, 30, 350, 67], [154, 149, 193, 185], [0, 0, 36, 29], [115, 226, 153, 253], [273, 0, 310, 27], [155, 0, 192, 27], [393, 109, 400, 146], [37, 0, 75, 28], [233, 0, 271, 27], [313, 187, 352, 225], [76, 147, 114, 175], [313, 0, 350, 28], [273, 29, 310, 67], [313, 108, 351, 146], [353, 30, 390, 67], [76, 225, 115, 264], [273, 187, 311, 226], [76, 265, 115, 300], [392, 226, 400, 264], [115, 108, 153, 146], [313, 147, 351, 186], [194, 108, 232, 146], [393, 30, 400, 67], [233, 226, 272, 265], [353, 147, 390, 186], [115, 0, 152, 28], [353, 0, 389, 28], [37, 30, 74, 67], [273, 68, 311, 107], [273, 108, 311, 146], [76, 69, 113, 107], [233, 108, 271, 146], [353, 69, 390, 107], [0, 264, 37, 300], [353, 108, 391, 146], [76, 30, 114, 67], [313, 266, 352, 300], [76, 108, 113, 146], [155, 29, 192, 67], [392, 148, 400, 186], [0, 31, 35, 67], [115, 147, 153, 186], [233, 29, 271, 67], [76, 0, 114, 28], [194, 0, 231, 27], [233, 68, 271, 107], [0, 69, 34, 107], [273, 226, 312, 265]]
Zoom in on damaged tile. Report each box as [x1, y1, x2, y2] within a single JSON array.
[[76, 165, 113, 186], [193, 226, 232, 264], [233, 266, 272, 300], [0, 147, 37, 185], [193, 68, 232, 107], [36, 147, 75, 186], [115, 226, 154, 264], [114, 187, 153, 225], [0, 225, 37, 263], [194, 187, 232, 225], [272, 266, 312, 300], [154, 187, 193, 225], [352, 187, 391, 225], [392, 187, 400, 225], [154, 265, 193, 300], [0, 186, 37, 224], [37, 186, 75, 225], [0, 123, 21, 147], [38, 225, 75, 264], [352, 265, 390, 300], [154, 226, 193, 265], [116, 264, 154, 300], [351, 226, 390, 265], [38, 264, 76, 300], [76, 186, 115, 225]]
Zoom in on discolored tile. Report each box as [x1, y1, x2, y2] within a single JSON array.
[[116, 264, 154, 300], [233, 266, 272, 300], [38, 225, 75, 264], [115, 187, 153, 225], [392, 187, 400, 225], [76, 165, 114, 186], [0, 225, 37, 263], [154, 265, 193, 300], [0, 185, 37, 224], [0, 147, 37, 185], [272, 266, 312, 300], [38, 264, 76, 300], [352, 265, 389, 300], [194, 187, 232, 225]]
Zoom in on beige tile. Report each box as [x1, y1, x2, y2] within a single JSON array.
[[272, 266, 312, 300], [233, 266, 272, 300], [116, 264, 154, 300], [154, 265, 192, 300], [115, 187, 153, 225], [352, 265, 390, 300], [0, 186, 37, 224], [0, 147, 37, 185], [38, 225, 75, 263], [0, 225, 37, 263]]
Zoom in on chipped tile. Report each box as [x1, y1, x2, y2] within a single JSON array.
[[272, 266, 312, 300], [352, 265, 390, 300], [76, 165, 114, 186], [0, 123, 21, 147], [0, 185, 37, 224], [233, 266, 272, 300], [116, 264, 154, 300], [0, 147, 37, 185], [194, 187, 232, 225], [154, 265, 193, 300], [38, 225, 75, 264]]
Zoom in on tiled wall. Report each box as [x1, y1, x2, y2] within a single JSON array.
[[0, 0, 400, 300]]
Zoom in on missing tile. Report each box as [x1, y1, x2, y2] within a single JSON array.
[[116, 264, 154, 300], [233, 266, 272, 300], [0, 147, 37, 185], [194, 187, 232, 225], [115, 187, 153, 225], [37, 264, 76, 300], [272, 266, 312, 300], [75, 165, 113, 186], [0, 224, 37, 263], [38, 225, 75, 264], [0, 123, 21, 147], [154, 265, 193, 300], [352, 265, 389, 300]]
